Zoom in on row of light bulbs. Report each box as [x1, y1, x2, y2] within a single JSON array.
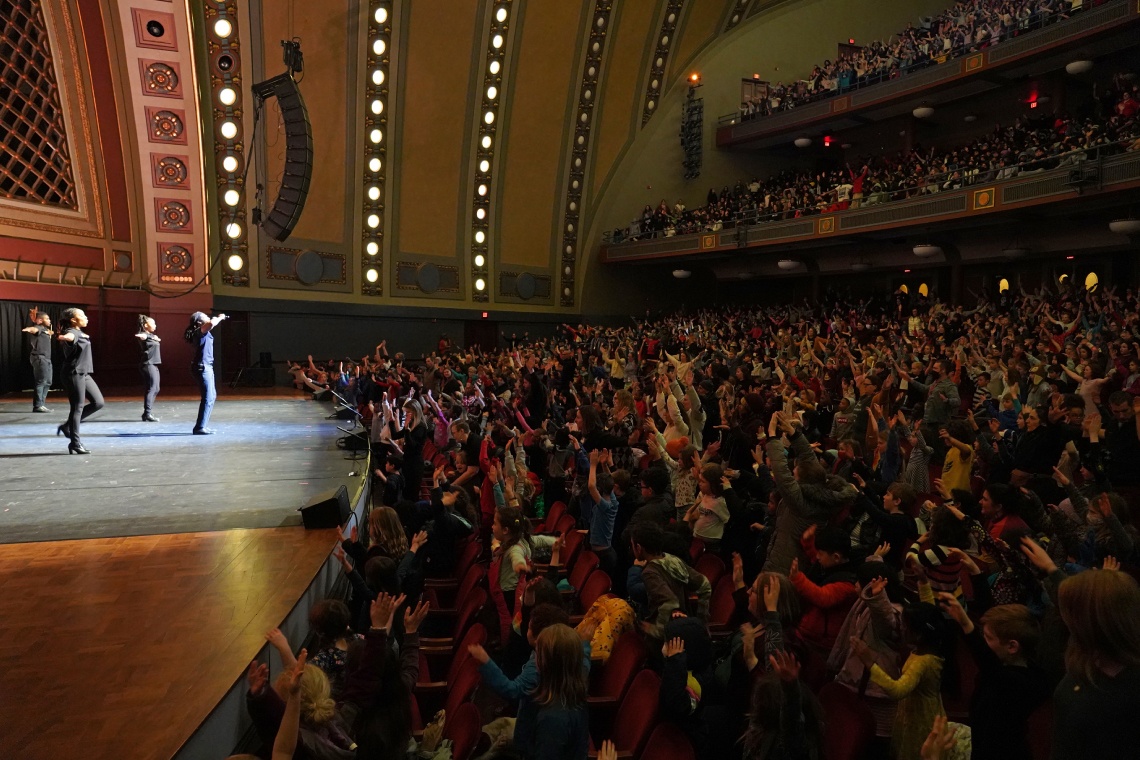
[[210, 5, 247, 279], [362, 4, 391, 289]]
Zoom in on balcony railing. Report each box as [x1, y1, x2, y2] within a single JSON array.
[[601, 144, 1140, 263], [716, 0, 1137, 144]]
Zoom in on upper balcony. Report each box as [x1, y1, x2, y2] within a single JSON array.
[[716, 0, 1140, 149]]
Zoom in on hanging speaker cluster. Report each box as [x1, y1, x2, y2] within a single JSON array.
[[252, 69, 313, 242]]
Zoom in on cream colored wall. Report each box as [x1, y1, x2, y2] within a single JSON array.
[[579, 0, 950, 313]]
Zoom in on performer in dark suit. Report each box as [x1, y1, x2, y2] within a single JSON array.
[[56, 307, 105, 454], [135, 315, 162, 422], [21, 307, 53, 412], [185, 311, 227, 435]]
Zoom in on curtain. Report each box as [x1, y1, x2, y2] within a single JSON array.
[[0, 300, 70, 395]]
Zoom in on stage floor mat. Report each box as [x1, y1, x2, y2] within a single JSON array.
[[0, 398, 366, 543]]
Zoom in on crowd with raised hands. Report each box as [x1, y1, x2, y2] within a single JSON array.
[[740, 0, 1099, 119], [619, 71, 1140, 242], [234, 273, 1140, 760]]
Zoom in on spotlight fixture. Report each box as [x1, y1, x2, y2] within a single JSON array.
[[1109, 219, 1140, 235], [912, 105, 934, 119], [672, 269, 691, 279], [777, 259, 801, 271], [1065, 60, 1093, 75], [912, 244, 942, 257], [794, 137, 811, 148]]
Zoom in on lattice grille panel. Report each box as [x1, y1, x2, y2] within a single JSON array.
[[0, 0, 78, 208]]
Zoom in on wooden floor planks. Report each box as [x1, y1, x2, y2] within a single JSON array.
[[0, 527, 340, 760]]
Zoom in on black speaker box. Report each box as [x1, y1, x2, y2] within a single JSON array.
[[299, 484, 350, 529]]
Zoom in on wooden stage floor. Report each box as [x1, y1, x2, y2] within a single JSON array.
[[0, 390, 363, 758], [0, 527, 340, 759]]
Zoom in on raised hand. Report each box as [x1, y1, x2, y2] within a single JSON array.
[[868, 576, 889, 597], [283, 649, 308, 697], [265, 627, 290, 653], [873, 542, 891, 558], [411, 530, 429, 553], [403, 599, 430, 634], [370, 592, 405, 631], [920, 715, 958, 760], [1103, 555, 1121, 572], [936, 592, 971, 631], [768, 650, 801, 683], [598, 740, 618, 760], [1019, 536, 1057, 574], [662, 637, 686, 658], [467, 643, 490, 665], [247, 660, 269, 695], [763, 575, 781, 612]]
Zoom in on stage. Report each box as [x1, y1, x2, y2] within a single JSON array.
[[0, 390, 369, 759], [0, 392, 366, 543]]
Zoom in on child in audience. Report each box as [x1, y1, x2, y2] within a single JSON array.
[[937, 596, 1050, 760], [742, 650, 824, 760], [627, 523, 712, 642], [789, 525, 860, 652], [513, 624, 592, 760]]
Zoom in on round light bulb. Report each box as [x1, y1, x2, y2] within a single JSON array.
[[219, 87, 237, 106], [372, 69, 385, 85], [481, 135, 492, 149], [223, 189, 240, 206], [214, 19, 233, 38], [474, 254, 485, 267], [369, 157, 382, 172], [367, 213, 380, 228], [365, 268, 379, 283], [220, 121, 238, 139], [374, 7, 388, 24], [366, 241, 379, 255], [487, 86, 498, 100], [489, 59, 500, 75], [225, 222, 242, 239], [477, 184, 487, 196], [368, 186, 381, 200], [479, 159, 490, 172], [476, 208, 486, 220], [370, 128, 383, 143], [373, 39, 386, 56], [475, 230, 485, 244], [475, 278, 486, 291], [226, 254, 244, 271], [222, 155, 239, 173], [496, 7, 508, 22], [371, 99, 383, 114], [484, 111, 495, 125], [492, 34, 503, 49]]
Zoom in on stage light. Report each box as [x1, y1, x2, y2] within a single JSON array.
[[225, 222, 242, 238], [476, 208, 486, 220], [373, 39, 386, 56], [368, 186, 381, 200], [366, 241, 379, 255], [474, 254, 485, 267], [374, 7, 388, 24], [369, 157, 381, 172], [477, 184, 488, 196], [492, 34, 503, 49], [218, 54, 234, 72], [219, 87, 237, 106], [496, 6, 508, 22], [226, 254, 244, 271], [484, 110, 495, 124], [223, 188, 241, 206], [371, 99, 383, 114], [220, 120, 238, 139], [475, 230, 485, 244], [222, 155, 239, 173], [370, 128, 383, 143], [365, 267, 379, 283], [372, 69, 385, 85], [481, 135, 492, 149], [214, 18, 233, 38], [479, 159, 490, 172], [489, 59, 501, 75], [367, 213, 380, 228], [487, 85, 498, 100], [475, 278, 486, 291], [690, 73, 699, 82]]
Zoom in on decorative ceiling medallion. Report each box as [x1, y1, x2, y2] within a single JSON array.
[[146, 107, 187, 144], [141, 60, 182, 98], [159, 242, 192, 274], [150, 154, 189, 188], [155, 197, 192, 233]]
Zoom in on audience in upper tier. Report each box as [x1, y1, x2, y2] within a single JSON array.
[[616, 72, 1140, 243], [238, 272, 1140, 760], [738, 0, 1102, 119]]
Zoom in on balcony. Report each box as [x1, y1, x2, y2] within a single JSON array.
[[716, 0, 1140, 149], [600, 147, 1140, 264]]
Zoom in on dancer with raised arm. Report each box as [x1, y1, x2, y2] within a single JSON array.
[[135, 315, 162, 422], [185, 311, 227, 435], [56, 307, 104, 454], [21, 307, 53, 412]]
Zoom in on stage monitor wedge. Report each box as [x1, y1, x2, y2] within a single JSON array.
[[299, 484, 350, 529], [251, 72, 313, 242]]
